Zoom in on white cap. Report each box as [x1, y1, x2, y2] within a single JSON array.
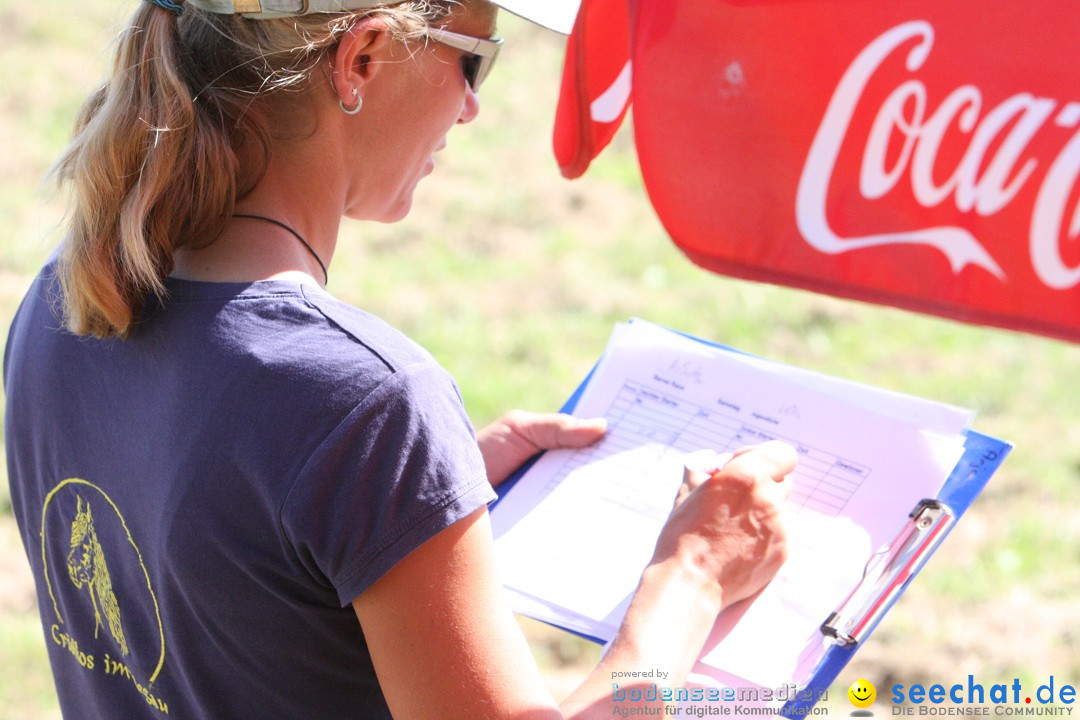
[[185, 0, 581, 34], [490, 0, 580, 34]]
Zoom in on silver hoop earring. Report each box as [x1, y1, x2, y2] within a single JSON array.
[[340, 89, 362, 116]]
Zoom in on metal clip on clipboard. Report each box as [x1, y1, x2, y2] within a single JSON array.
[[821, 499, 955, 647]]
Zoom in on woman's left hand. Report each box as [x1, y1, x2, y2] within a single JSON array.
[[476, 410, 607, 488]]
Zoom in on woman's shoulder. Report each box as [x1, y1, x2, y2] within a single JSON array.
[[295, 283, 437, 373], [11, 266, 460, 424], [160, 276, 440, 377], [205, 279, 466, 421]]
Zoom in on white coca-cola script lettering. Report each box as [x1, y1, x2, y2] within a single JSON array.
[[796, 20, 1080, 289]]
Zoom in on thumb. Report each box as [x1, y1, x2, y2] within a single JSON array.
[[518, 413, 607, 450]]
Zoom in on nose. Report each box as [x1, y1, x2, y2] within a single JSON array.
[[457, 84, 480, 125]]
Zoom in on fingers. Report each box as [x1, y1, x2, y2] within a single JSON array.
[[709, 441, 796, 508], [675, 442, 797, 511], [719, 440, 798, 485], [683, 449, 734, 490], [674, 450, 732, 509]]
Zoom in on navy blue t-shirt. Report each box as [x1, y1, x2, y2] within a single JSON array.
[[4, 261, 495, 718]]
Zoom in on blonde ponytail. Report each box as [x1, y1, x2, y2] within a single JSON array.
[[52, 1, 454, 338]]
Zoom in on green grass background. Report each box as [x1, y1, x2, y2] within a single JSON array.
[[1, 1, 1078, 717]]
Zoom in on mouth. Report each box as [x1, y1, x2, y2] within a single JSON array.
[[853, 692, 871, 701]]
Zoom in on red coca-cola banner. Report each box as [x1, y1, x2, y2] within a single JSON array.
[[554, 0, 1080, 343]]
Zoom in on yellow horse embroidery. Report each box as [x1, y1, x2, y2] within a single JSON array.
[[67, 496, 129, 656]]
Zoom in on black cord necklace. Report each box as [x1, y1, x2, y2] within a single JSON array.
[[232, 213, 329, 286]]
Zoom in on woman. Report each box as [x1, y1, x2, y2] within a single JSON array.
[[4, 0, 796, 717]]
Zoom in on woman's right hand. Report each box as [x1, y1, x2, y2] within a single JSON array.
[[353, 440, 799, 720], [650, 440, 797, 611]]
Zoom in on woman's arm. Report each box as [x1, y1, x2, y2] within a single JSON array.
[[352, 441, 795, 719], [352, 507, 562, 719]]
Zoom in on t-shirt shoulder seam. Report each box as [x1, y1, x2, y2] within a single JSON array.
[[164, 289, 307, 303], [300, 287, 397, 374]]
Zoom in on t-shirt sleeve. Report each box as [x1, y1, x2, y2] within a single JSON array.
[[280, 360, 496, 606]]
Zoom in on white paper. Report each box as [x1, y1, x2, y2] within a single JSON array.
[[491, 321, 968, 688], [620, 318, 974, 436]]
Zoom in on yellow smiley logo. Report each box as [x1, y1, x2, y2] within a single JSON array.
[[848, 679, 876, 708]]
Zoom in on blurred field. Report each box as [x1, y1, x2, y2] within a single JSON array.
[[1, 1, 1078, 717]]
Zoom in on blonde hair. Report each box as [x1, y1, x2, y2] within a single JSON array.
[[51, 1, 455, 338]]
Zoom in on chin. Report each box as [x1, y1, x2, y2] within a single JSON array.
[[376, 198, 414, 224], [344, 195, 415, 224]]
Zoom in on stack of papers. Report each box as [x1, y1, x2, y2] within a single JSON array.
[[490, 320, 972, 690]]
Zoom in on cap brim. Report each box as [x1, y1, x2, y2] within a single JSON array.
[[490, 0, 580, 34], [186, 0, 582, 33]]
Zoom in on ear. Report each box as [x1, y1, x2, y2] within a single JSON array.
[[330, 17, 395, 106]]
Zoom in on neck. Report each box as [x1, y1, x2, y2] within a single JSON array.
[[171, 99, 355, 284], [170, 174, 345, 285], [232, 214, 329, 285], [170, 211, 336, 286]]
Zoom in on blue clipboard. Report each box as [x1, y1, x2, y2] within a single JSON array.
[[491, 325, 1012, 707]]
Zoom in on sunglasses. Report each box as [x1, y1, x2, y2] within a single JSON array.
[[426, 27, 504, 91]]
